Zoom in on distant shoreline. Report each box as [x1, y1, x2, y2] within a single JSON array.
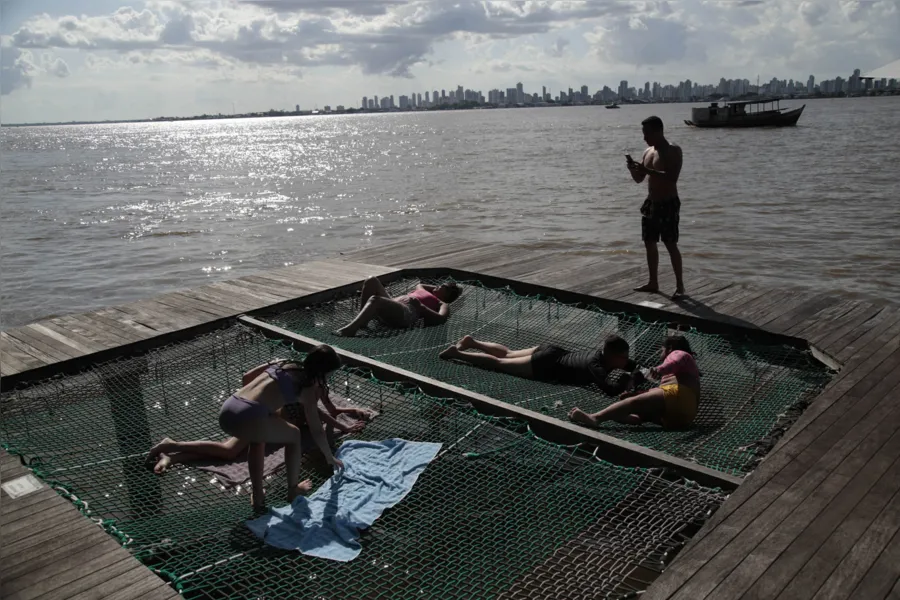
[[2, 91, 896, 128]]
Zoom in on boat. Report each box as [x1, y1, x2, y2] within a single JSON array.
[[606, 102, 620, 109], [684, 98, 804, 128]]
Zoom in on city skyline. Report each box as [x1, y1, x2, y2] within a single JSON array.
[[352, 67, 897, 113], [1, 1, 898, 123]]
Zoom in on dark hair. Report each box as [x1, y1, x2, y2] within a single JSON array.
[[641, 116, 664, 131], [663, 335, 694, 356], [602, 334, 630, 356], [440, 282, 462, 303], [280, 345, 341, 396]]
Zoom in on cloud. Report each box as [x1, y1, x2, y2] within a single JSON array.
[[547, 36, 569, 58], [589, 16, 693, 67], [1, 41, 70, 95]]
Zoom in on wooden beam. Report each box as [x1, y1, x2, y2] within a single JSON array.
[[239, 315, 742, 491]]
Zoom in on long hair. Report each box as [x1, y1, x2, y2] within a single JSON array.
[[664, 335, 694, 356], [300, 345, 341, 395]]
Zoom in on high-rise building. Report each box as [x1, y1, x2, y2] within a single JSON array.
[[374, 95, 379, 108], [618, 80, 628, 99], [807, 75, 815, 94], [295, 104, 300, 112], [399, 95, 409, 109], [506, 87, 517, 105], [368, 99, 374, 109], [361, 97, 367, 109], [516, 82, 524, 104], [417, 93, 422, 107], [457, 85, 464, 101], [581, 85, 589, 98]]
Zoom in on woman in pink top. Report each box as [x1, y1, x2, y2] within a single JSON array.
[[335, 276, 461, 337], [569, 335, 701, 430]]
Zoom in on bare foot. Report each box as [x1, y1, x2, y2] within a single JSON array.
[[568, 408, 599, 428], [633, 283, 660, 293], [153, 454, 172, 474], [671, 287, 686, 300], [457, 335, 476, 350], [288, 479, 315, 501], [334, 326, 356, 337], [251, 491, 265, 511], [148, 437, 174, 461], [440, 346, 462, 360]]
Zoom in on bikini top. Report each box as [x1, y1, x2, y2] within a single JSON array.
[[265, 362, 303, 405]]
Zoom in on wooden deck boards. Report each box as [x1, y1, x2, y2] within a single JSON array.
[[1, 451, 178, 600], [0, 260, 399, 380], [3, 233, 900, 599]]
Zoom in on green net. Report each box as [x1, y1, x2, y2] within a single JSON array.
[[1, 324, 726, 600], [261, 277, 834, 476]]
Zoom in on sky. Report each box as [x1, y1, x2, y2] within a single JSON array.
[[1, 0, 898, 124]]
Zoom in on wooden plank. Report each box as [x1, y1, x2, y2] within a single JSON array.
[[760, 294, 842, 333], [32, 553, 145, 600], [784, 299, 859, 338], [4, 548, 132, 600], [208, 280, 290, 305], [240, 315, 742, 491], [705, 409, 900, 599], [1, 348, 37, 376], [65, 567, 170, 600], [761, 448, 900, 599], [818, 304, 888, 354], [657, 373, 900, 600], [3, 328, 76, 363], [836, 308, 900, 364], [27, 322, 99, 355], [644, 338, 900, 597], [69, 311, 156, 342], [809, 486, 900, 600], [45, 315, 126, 350], [151, 291, 233, 317]]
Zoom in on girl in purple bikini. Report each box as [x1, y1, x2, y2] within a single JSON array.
[[209, 345, 351, 509]]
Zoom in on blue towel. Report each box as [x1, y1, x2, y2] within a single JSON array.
[[246, 438, 442, 561]]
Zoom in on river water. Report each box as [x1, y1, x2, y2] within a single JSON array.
[[2, 97, 898, 329]]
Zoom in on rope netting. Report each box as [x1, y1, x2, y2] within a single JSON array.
[[1, 324, 726, 600], [262, 277, 834, 476]]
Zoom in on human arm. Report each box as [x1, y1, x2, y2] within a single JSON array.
[[301, 393, 340, 467], [408, 297, 450, 326], [628, 149, 648, 183], [635, 145, 682, 183], [417, 284, 438, 294]]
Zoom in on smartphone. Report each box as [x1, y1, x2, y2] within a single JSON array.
[[625, 154, 634, 164]]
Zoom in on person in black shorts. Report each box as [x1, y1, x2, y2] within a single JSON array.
[[439, 334, 640, 396]]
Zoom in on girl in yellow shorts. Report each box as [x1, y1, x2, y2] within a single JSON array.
[[569, 336, 700, 430]]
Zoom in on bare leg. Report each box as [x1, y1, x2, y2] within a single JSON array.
[[336, 296, 409, 337], [359, 276, 390, 307], [635, 241, 660, 292], [440, 346, 534, 378], [150, 437, 246, 462], [664, 241, 685, 298], [457, 335, 539, 358], [233, 417, 315, 504], [248, 442, 265, 508], [569, 388, 666, 427]]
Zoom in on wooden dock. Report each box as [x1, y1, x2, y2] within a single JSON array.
[[3, 234, 900, 599]]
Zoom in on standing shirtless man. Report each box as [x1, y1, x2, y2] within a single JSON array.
[[629, 116, 685, 299]]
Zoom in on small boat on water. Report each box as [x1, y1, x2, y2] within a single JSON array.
[[684, 98, 804, 128], [605, 102, 620, 109]]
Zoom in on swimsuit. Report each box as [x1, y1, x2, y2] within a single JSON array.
[[660, 383, 699, 429], [641, 196, 681, 244], [218, 363, 298, 436], [654, 350, 701, 429], [394, 289, 442, 328], [531, 345, 637, 392]]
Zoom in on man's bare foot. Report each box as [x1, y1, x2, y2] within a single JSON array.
[[440, 346, 463, 360], [568, 408, 599, 428], [148, 437, 174, 460], [251, 491, 265, 511], [288, 479, 315, 502], [633, 283, 660, 293], [457, 335, 475, 351], [671, 287, 686, 300], [334, 326, 356, 337], [153, 454, 172, 474]]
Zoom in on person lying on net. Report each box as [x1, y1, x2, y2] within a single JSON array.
[[439, 333, 641, 397], [146, 395, 372, 474], [335, 277, 462, 337], [569, 335, 700, 430], [198, 346, 352, 509]]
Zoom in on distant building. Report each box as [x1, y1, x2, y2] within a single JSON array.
[[324, 106, 331, 112], [295, 104, 300, 112], [362, 96, 367, 109], [336, 105, 344, 111]]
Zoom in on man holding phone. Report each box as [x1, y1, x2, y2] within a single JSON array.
[[627, 116, 685, 299]]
